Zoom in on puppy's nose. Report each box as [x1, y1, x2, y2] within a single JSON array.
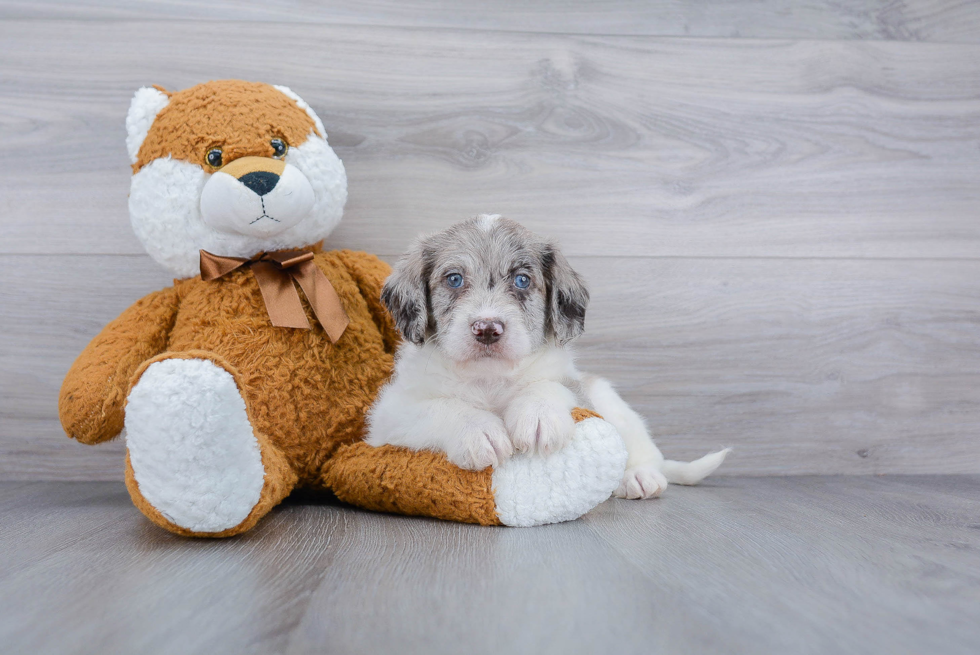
[[238, 170, 280, 197], [471, 319, 505, 344]]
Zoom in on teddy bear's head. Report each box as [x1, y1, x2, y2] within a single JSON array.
[[126, 80, 347, 278]]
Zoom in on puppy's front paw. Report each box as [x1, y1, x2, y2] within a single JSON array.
[[615, 463, 668, 499], [505, 400, 575, 456], [447, 413, 513, 470]]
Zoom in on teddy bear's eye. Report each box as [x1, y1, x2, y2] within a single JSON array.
[[206, 148, 223, 168], [271, 138, 288, 159]]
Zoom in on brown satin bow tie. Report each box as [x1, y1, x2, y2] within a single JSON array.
[[199, 249, 349, 342]]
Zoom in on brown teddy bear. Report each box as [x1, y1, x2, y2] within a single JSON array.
[[59, 80, 628, 537]]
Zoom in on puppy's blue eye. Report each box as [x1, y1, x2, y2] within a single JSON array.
[[447, 273, 464, 288], [514, 274, 530, 289]]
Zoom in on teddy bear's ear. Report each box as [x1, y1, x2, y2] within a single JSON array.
[[273, 85, 326, 139], [125, 86, 171, 164]]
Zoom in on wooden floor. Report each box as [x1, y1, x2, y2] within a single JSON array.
[[2, 476, 979, 655]]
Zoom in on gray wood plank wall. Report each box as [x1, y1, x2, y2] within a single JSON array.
[[2, 4, 979, 479], [4, 1, 980, 42]]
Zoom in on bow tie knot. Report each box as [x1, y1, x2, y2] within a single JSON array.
[[199, 249, 350, 343]]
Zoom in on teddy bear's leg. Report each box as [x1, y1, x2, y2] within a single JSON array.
[[123, 353, 297, 537], [322, 409, 627, 527]]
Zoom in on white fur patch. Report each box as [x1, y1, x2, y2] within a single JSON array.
[[199, 163, 316, 237], [129, 135, 347, 278], [492, 417, 628, 527], [125, 358, 266, 533], [126, 87, 170, 164], [476, 213, 501, 231], [274, 85, 326, 139]]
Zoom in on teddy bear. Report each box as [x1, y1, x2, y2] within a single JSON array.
[[58, 80, 628, 537]]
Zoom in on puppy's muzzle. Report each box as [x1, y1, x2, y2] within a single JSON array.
[[471, 319, 505, 345]]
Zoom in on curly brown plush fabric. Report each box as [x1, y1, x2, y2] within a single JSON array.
[[59, 286, 181, 445], [324, 443, 501, 525], [324, 409, 603, 526], [62, 248, 396, 480], [63, 246, 408, 535], [133, 80, 321, 173], [571, 407, 602, 422]]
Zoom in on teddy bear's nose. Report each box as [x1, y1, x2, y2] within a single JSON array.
[[238, 170, 280, 197]]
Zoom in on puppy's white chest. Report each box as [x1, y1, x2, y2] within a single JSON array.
[[451, 375, 522, 414]]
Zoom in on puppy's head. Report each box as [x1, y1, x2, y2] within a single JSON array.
[[382, 215, 589, 363], [126, 80, 347, 278]]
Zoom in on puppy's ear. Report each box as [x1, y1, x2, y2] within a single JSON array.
[[381, 239, 432, 346], [542, 243, 589, 345]]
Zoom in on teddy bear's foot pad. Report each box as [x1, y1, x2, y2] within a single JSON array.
[[492, 417, 628, 527], [125, 358, 266, 533]]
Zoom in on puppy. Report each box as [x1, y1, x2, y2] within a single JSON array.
[[366, 215, 729, 498]]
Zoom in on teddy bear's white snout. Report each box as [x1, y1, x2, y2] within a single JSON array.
[[200, 161, 316, 238]]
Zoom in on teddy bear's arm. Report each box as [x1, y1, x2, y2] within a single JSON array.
[[59, 286, 181, 445], [335, 250, 400, 354]]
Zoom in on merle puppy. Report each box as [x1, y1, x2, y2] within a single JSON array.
[[366, 215, 728, 498]]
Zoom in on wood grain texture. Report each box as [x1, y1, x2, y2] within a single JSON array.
[[0, 254, 172, 480], [2, 21, 980, 258], [3, 1, 980, 43], [0, 482, 347, 655], [3, 11, 979, 479], [285, 507, 670, 654], [1, 477, 978, 654], [573, 257, 980, 476], [582, 475, 980, 655], [5, 254, 979, 480]]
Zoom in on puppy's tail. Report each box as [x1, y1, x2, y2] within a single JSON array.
[[662, 448, 732, 486]]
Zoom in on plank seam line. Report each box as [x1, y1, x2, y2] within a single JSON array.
[[0, 17, 978, 46], [5, 253, 980, 262]]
